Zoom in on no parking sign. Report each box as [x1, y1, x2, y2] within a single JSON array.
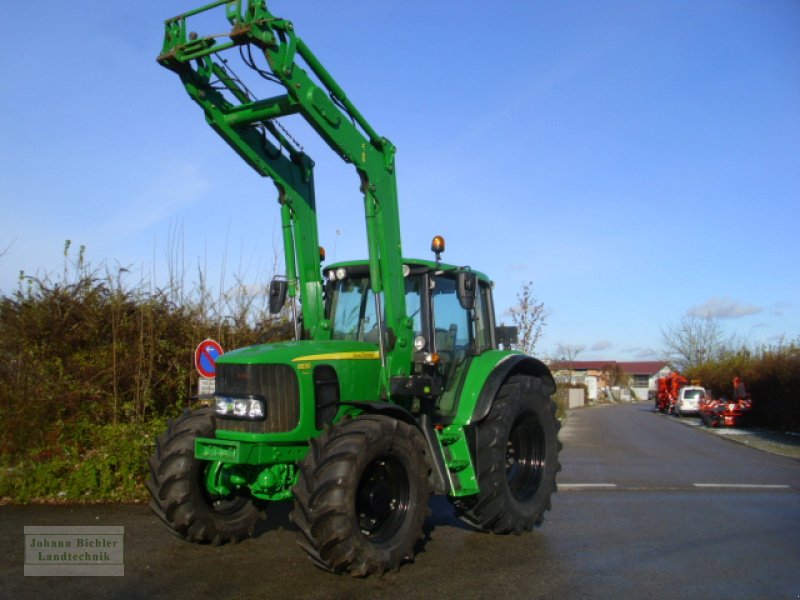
[[195, 340, 223, 396]]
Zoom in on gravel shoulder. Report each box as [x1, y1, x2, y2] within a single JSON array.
[[655, 407, 800, 459]]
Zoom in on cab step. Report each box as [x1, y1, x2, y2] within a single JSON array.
[[436, 424, 479, 497]]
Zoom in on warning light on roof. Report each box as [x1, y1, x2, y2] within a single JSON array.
[[431, 235, 445, 266]]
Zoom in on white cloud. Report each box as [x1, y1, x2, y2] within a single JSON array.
[[591, 340, 613, 351], [622, 346, 659, 359], [95, 162, 209, 241], [687, 297, 762, 320], [769, 302, 792, 317]]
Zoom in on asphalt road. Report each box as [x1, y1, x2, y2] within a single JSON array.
[[2, 402, 799, 599]]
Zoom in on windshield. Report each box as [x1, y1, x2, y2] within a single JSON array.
[[328, 276, 423, 342]]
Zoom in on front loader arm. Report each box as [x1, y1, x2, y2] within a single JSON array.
[[158, 1, 413, 386]]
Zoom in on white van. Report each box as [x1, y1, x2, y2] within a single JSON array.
[[676, 386, 705, 416]]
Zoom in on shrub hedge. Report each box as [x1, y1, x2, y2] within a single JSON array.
[[686, 340, 800, 431], [0, 248, 291, 502]]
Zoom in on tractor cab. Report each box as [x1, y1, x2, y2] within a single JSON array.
[[321, 256, 497, 417]]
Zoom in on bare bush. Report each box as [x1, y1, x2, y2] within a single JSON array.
[[661, 314, 735, 371], [508, 281, 547, 354]]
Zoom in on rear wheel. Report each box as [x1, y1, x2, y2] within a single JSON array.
[[456, 375, 561, 533], [147, 408, 265, 544], [291, 415, 432, 576]]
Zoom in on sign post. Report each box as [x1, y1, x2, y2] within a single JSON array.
[[194, 339, 223, 397]]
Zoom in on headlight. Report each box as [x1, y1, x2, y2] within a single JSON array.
[[414, 335, 426, 351], [214, 396, 266, 420], [247, 400, 265, 418], [233, 399, 249, 417], [335, 267, 347, 280]]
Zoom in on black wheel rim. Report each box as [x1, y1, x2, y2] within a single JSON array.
[[356, 455, 410, 543], [506, 412, 545, 502]]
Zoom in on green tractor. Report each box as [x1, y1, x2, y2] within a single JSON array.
[[148, 0, 561, 576]]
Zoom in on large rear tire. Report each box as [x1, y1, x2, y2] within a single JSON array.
[[147, 408, 265, 545], [291, 415, 432, 576], [456, 375, 561, 533]]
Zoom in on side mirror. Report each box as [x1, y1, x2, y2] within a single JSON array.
[[495, 326, 518, 348], [456, 271, 477, 311], [269, 278, 288, 314]]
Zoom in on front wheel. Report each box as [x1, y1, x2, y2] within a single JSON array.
[[291, 415, 432, 576], [456, 375, 561, 533], [146, 408, 265, 545]]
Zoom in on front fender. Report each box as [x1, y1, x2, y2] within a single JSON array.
[[452, 351, 555, 425]]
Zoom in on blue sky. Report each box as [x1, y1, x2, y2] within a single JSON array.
[[1, 1, 798, 361]]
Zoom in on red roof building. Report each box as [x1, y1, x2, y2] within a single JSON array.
[[549, 360, 672, 401]]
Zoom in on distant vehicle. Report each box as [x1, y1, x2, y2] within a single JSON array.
[[676, 386, 705, 416], [699, 377, 752, 427], [655, 372, 688, 414]]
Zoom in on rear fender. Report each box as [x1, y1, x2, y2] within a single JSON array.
[[453, 351, 555, 425]]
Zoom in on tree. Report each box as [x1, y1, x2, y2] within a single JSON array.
[[601, 362, 630, 388], [661, 314, 734, 372], [554, 343, 585, 384], [508, 281, 547, 354]]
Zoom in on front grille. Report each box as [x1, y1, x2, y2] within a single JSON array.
[[214, 364, 300, 433]]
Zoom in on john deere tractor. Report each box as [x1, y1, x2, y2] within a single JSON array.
[[148, 0, 561, 576]]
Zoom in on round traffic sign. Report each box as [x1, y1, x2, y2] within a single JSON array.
[[194, 339, 224, 378]]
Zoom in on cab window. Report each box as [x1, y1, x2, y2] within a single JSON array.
[[329, 275, 423, 341], [329, 278, 373, 341], [432, 276, 471, 357], [474, 281, 492, 353], [432, 275, 492, 356]]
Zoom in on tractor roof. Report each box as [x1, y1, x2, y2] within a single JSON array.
[[323, 258, 490, 283]]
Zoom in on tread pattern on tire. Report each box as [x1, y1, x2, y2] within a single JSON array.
[[290, 414, 432, 576], [147, 407, 265, 545], [456, 375, 562, 534]]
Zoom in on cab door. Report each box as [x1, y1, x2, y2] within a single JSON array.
[[433, 274, 493, 417]]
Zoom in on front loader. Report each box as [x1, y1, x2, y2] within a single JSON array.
[[148, 0, 561, 576]]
